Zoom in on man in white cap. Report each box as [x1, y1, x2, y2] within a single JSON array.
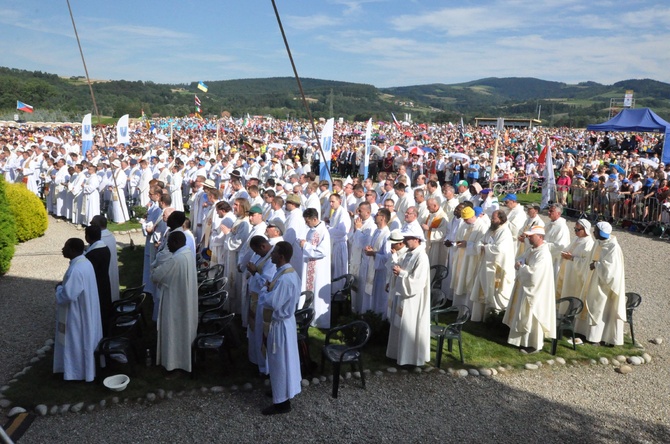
[[575, 221, 626, 345], [555, 219, 594, 336], [503, 225, 556, 353], [386, 223, 431, 367], [516, 204, 544, 257]]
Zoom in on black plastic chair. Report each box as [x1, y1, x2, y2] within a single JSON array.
[[94, 313, 143, 381], [198, 275, 228, 296], [191, 313, 236, 378], [625, 292, 642, 345], [321, 320, 371, 398], [431, 305, 470, 367], [110, 291, 148, 332], [431, 288, 448, 310], [551, 297, 584, 355], [198, 289, 228, 313], [300, 290, 314, 310], [197, 263, 225, 284], [295, 307, 316, 377], [199, 291, 230, 330], [331, 274, 356, 322], [430, 264, 449, 289]]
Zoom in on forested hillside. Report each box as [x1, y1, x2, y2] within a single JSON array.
[[2, 66, 669, 127]]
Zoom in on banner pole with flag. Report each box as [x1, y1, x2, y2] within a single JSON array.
[[541, 137, 556, 209], [17, 100, 34, 113], [319, 118, 335, 189], [116, 114, 129, 145], [81, 113, 93, 157], [363, 118, 372, 179]]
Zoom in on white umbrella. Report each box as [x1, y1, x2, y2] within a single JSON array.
[[449, 152, 471, 162], [43, 135, 62, 144], [156, 134, 169, 142], [288, 140, 307, 147], [268, 142, 285, 149], [638, 158, 659, 169]]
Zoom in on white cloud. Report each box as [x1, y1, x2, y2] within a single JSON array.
[[285, 14, 343, 31]]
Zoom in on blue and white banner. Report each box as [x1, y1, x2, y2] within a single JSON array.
[[117, 114, 129, 145], [81, 113, 93, 157], [319, 118, 334, 186], [363, 118, 372, 179]]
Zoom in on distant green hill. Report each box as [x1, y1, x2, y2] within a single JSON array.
[[2, 66, 669, 127]]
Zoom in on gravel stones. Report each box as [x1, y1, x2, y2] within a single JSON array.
[[35, 404, 48, 416], [617, 365, 633, 374], [524, 363, 539, 371], [8, 406, 26, 417], [651, 337, 663, 345]]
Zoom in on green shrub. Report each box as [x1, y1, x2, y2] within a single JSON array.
[[0, 177, 17, 274], [132, 205, 147, 219], [5, 182, 48, 242]]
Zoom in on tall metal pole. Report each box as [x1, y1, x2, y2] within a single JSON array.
[[66, 0, 100, 124], [270, 0, 333, 184]]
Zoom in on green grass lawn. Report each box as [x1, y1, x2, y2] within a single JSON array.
[[107, 220, 142, 233], [4, 245, 642, 408]]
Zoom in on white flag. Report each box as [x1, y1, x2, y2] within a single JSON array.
[[319, 118, 334, 184], [117, 114, 130, 145], [81, 113, 92, 156]]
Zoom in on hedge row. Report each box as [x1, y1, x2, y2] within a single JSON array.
[[0, 177, 49, 275]]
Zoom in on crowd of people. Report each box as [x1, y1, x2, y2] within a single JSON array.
[[1, 115, 643, 414]]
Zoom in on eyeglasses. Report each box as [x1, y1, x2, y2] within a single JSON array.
[[574, 227, 584, 231]]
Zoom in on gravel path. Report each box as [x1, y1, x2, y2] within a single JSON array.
[[1, 216, 669, 443]]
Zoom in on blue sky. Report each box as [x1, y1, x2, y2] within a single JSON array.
[[1, 0, 669, 88]]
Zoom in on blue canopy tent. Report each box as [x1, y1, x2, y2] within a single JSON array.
[[586, 108, 670, 164]]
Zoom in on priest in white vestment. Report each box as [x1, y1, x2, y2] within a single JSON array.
[[326, 193, 351, 294], [501, 194, 526, 253], [238, 205, 268, 327], [108, 160, 129, 224], [83, 165, 101, 225], [575, 222, 626, 345], [260, 241, 302, 415], [53, 238, 103, 382], [421, 198, 449, 267], [349, 202, 376, 312], [556, 219, 594, 303], [222, 198, 252, 314], [544, 203, 572, 277], [361, 208, 391, 316], [516, 204, 544, 258], [300, 208, 331, 328], [283, 194, 307, 281], [470, 210, 515, 321], [151, 231, 198, 374], [503, 225, 556, 353], [246, 236, 277, 375], [450, 206, 489, 309], [386, 225, 431, 366]]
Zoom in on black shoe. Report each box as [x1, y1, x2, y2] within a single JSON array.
[[262, 400, 291, 415]]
